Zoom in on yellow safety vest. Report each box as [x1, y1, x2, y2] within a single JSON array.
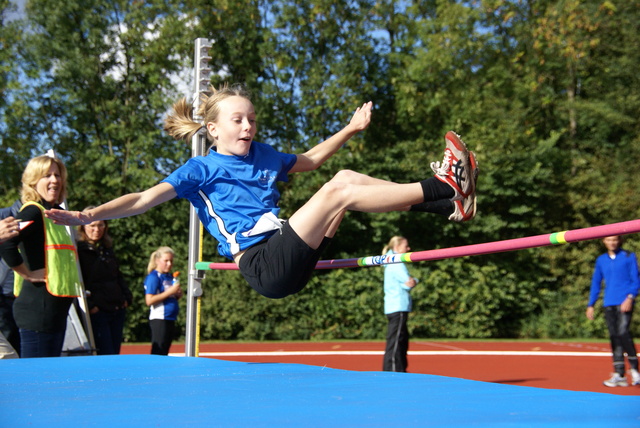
[[14, 202, 81, 298]]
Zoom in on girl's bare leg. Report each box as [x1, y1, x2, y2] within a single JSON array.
[[324, 210, 345, 239], [288, 170, 422, 249]]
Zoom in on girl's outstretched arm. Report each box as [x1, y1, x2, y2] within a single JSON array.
[[290, 101, 372, 173], [45, 182, 177, 226]]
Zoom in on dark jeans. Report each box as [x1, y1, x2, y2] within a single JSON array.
[[604, 305, 638, 375], [0, 293, 20, 355], [383, 311, 409, 372], [90, 308, 126, 355], [20, 328, 66, 358], [150, 319, 175, 356]]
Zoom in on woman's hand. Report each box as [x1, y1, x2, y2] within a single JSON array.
[[15, 267, 46, 284]]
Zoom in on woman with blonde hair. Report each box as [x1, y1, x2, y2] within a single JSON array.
[[381, 235, 418, 372], [0, 155, 80, 358], [144, 246, 182, 355]]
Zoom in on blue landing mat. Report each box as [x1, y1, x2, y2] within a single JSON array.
[[1, 355, 639, 427]]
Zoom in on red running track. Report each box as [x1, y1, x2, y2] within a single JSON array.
[[121, 340, 640, 396]]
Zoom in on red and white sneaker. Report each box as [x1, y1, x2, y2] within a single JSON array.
[[431, 131, 473, 200], [449, 151, 478, 223]]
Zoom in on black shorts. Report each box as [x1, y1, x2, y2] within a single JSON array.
[[238, 221, 331, 299]]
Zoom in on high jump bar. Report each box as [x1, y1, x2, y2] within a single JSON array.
[[195, 218, 640, 271]]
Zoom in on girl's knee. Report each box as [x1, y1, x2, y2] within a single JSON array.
[[319, 180, 349, 199], [331, 169, 362, 184], [316, 170, 361, 206]]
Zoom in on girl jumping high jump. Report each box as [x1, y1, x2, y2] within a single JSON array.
[[46, 84, 477, 299]]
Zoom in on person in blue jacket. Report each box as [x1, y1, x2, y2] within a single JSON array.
[[586, 235, 640, 387], [144, 246, 182, 355], [382, 236, 418, 372]]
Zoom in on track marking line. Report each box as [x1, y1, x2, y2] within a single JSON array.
[[169, 350, 611, 357]]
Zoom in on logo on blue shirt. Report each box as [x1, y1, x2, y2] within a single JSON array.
[[259, 169, 274, 185]]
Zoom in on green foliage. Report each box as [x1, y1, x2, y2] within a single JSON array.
[[1, 0, 639, 342], [196, 267, 386, 341]]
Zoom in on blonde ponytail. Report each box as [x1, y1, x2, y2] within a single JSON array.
[[164, 83, 252, 146], [163, 98, 203, 142]]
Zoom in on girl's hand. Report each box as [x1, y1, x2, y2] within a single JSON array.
[[175, 286, 184, 299], [45, 209, 92, 226], [348, 101, 373, 133], [405, 277, 417, 288], [168, 283, 182, 297]]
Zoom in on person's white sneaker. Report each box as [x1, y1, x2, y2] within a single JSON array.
[[630, 369, 640, 386], [603, 373, 628, 387]]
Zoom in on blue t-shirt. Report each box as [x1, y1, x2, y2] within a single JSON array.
[[144, 270, 179, 321], [589, 248, 640, 307], [163, 142, 297, 259], [382, 250, 417, 314]]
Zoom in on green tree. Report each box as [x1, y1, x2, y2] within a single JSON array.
[[3, 0, 639, 342], [0, 0, 33, 205]]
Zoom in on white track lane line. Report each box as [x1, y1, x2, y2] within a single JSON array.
[[170, 350, 610, 357]]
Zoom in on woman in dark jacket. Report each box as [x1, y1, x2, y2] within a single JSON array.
[[77, 213, 132, 355]]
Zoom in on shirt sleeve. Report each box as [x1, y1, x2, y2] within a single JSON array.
[[162, 158, 206, 200], [0, 207, 12, 219], [144, 273, 161, 295], [588, 257, 603, 307], [0, 259, 12, 294], [386, 263, 412, 290], [398, 264, 414, 290], [275, 151, 298, 182], [628, 253, 640, 298]]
